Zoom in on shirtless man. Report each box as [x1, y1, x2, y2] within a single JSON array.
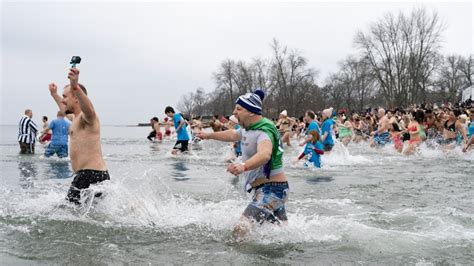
[[210, 115, 223, 132], [61, 68, 109, 204], [38, 116, 52, 144], [371, 108, 391, 147], [153, 117, 163, 142], [163, 117, 172, 138]]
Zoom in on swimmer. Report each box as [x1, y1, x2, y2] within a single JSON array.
[[294, 130, 324, 168], [371, 108, 391, 147], [62, 68, 109, 204], [197, 90, 289, 240], [321, 107, 335, 152], [165, 106, 190, 155]]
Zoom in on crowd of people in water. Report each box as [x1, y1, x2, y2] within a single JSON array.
[[16, 63, 474, 239], [145, 102, 474, 162]]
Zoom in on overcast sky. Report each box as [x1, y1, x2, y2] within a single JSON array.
[[1, 1, 472, 125]]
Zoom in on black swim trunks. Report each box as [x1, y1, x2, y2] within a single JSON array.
[[67, 169, 110, 204], [173, 140, 189, 152]]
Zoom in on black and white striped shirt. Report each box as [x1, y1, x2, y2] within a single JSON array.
[[18, 116, 38, 144]]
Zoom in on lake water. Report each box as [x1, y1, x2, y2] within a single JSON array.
[[0, 125, 473, 264]]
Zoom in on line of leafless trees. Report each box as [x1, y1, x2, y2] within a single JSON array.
[[177, 7, 473, 118]]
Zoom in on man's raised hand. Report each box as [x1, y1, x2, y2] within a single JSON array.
[[48, 83, 58, 95], [68, 68, 80, 90]]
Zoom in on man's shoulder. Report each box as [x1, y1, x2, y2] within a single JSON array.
[[75, 112, 100, 129], [242, 128, 270, 139]]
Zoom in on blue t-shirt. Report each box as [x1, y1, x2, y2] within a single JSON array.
[[173, 114, 190, 141], [321, 119, 334, 146], [303, 141, 324, 168], [468, 122, 474, 138], [49, 118, 71, 145], [306, 121, 321, 135]]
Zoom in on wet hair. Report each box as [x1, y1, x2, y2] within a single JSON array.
[[67, 83, 87, 95], [164, 106, 175, 114], [411, 110, 425, 124], [392, 122, 401, 132], [308, 130, 320, 142], [151, 117, 159, 122], [306, 111, 315, 120], [453, 109, 462, 117]]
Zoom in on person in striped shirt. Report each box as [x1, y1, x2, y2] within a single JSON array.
[[18, 109, 38, 154]]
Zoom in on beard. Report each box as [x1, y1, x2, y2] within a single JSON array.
[[65, 107, 73, 115]]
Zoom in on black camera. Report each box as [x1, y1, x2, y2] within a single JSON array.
[[70, 56, 81, 68]]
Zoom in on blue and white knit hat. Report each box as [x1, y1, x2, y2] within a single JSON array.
[[235, 89, 265, 115]]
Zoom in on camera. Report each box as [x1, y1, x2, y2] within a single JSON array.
[[70, 56, 81, 68]]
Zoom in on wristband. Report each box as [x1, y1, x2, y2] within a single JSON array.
[[241, 162, 248, 171]]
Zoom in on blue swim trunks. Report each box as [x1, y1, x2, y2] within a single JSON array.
[[374, 132, 391, 145], [243, 182, 289, 224], [45, 143, 68, 158]]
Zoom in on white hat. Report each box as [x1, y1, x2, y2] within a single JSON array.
[[322, 107, 333, 118], [229, 115, 238, 124], [280, 110, 288, 116], [459, 114, 468, 120]]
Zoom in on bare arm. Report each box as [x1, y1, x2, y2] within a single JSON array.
[[49, 83, 66, 113], [197, 129, 240, 142], [227, 140, 272, 176], [321, 132, 328, 141], [68, 68, 96, 124], [456, 121, 468, 142], [378, 119, 387, 132]]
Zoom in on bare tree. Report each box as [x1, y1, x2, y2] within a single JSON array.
[[438, 55, 464, 102], [213, 59, 236, 110], [337, 56, 378, 111], [192, 87, 207, 117], [269, 38, 318, 116], [176, 91, 196, 116], [459, 55, 473, 87], [355, 7, 444, 107], [323, 73, 346, 111]]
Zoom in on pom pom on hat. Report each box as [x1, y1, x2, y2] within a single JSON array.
[[254, 89, 265, 101]]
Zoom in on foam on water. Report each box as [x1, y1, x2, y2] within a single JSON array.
[[1, 126, 473, 263], [2, 170, 472, 251]]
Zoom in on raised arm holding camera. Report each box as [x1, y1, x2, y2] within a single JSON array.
[[62, 65, 110, 204]]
